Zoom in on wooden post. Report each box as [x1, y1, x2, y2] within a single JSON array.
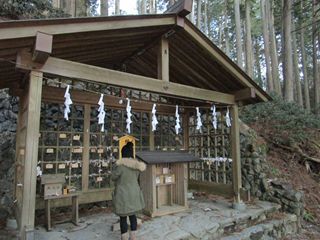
[[149, 112, 155, 151], [157, 37, 169, 82], [82, 104, 90, 191], [230, 104, 242, 205], [19, 71, 43, 239]]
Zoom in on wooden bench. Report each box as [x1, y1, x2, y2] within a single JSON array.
[[44, 193, 80, 231]]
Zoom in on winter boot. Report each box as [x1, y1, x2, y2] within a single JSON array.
[[121, 232, 129, 240]]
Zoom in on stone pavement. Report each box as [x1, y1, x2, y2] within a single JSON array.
[[34, 198, 282, 240]]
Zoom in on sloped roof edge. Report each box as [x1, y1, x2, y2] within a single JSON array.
[[184, 19, 271, 102]]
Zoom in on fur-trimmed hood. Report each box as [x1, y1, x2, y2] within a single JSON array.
[[116, 158, 146, 172]]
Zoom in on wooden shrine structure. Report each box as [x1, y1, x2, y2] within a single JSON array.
[[0, 0, 271, 239], [137, 151, 201, 217]]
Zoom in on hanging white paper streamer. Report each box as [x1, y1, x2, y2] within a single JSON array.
[[175, 105, 180, 134], [151, 103, 158, 131], [97, 94, 106, 132], [126, 98, 132, 133], [211, 105, 218, 130], [64, 85, 73, 120], [196, 107, 202, 133], [226, 107, 231, 127], [36, 166, 42, 177]]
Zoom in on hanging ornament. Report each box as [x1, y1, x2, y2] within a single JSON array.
[[126, 98, 132, 134], [175, 105, 181, 135], [64, 85, 72, 120], [97, 94, 106, 132], [151, 103, 158, 132], [225, 107, 231, 127], [211, 105, 218, 130], [196, 107, 202, 133]]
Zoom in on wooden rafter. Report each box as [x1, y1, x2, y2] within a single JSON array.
[[0, 16, 176, 40]]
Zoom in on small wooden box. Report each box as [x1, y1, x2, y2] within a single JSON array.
[[41, 174, 65, 198]]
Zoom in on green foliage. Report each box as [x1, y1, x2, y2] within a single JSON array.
[[303, 210, 315, 223], [240, 93, 320, 146], [0, 0, 69, 19]]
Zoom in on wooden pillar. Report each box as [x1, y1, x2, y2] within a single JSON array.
[[82, 104, 90, 191], [230, 104, 242, 204], [149, 112, 155, 151], [19, 71, 43, 239], [157, 37, 169, 82]]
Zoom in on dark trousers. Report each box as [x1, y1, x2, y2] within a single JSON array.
[[120, 215, 137, 234]]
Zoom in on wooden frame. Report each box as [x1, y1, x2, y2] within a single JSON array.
[[15, 71, 43, 239], [16, 51, 236, 105]]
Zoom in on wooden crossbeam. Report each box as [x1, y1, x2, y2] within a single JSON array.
[[234, 88, 256, 101], [16, 51, 235, 104], [32, 32, 52, 63], [164, 0, 193, 17]]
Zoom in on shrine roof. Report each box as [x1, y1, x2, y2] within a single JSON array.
[[0, 11, 271, 105]]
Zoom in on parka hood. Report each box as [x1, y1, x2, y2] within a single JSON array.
[[116, 158, 146, 172]]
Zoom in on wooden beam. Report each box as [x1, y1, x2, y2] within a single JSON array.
[[32, 32, 52, 63], [230, 105, 242, 203], [0, 16, 176, 40], [184, 23, 270, 103], [234, 88, 256, 101], [41, 86, 176, 113], [157, 37, 169, 81], [20, 71, 43, 239], [17, 51, 235, 104], [164, 0, 193, 17]]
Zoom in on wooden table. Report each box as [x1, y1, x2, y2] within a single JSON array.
[[44, 193, 80, 231]]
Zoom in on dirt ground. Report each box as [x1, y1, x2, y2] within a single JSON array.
[[267, 148, 320, 240]]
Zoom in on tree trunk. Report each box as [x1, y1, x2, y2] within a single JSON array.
[[300, 26, 311, 112], [64, 0, 76, 17], [261, 0, 274, 92], [150, 0, 156, 14], [224, 0, 230, 57], [52, 0, 61, 8], [197, 0, 201, 29], [204, 0, 208, 35], [313, 0, 320, 113], [75, 0, 87, 17], [283, 0, 294, 102], [234, 0, 242, 68], [141, 0, 146, 14], [115, 0, 120, 15], [245, 0, 253, 78], [292, 29, 303, 106], [268, 0, 281, 95], [101, 0, 109, 16], [254, 39, 263, 87]]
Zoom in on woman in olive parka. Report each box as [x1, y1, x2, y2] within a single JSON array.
[[112, 142, 146, 240]]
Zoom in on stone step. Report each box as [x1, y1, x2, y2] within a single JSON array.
[[220, 213, 298, 240], [137, 200, 283, 240]]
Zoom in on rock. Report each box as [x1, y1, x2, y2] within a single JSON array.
[[0, 208, 9, 221]]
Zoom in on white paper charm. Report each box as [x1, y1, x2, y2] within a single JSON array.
[[226, 107, 231, 127], [36, 166, 42, 177], [151, 103, 158, 132], [126, 98, 132, 133], [97, 94, 106, 132], [196, 107, 202, 133], [64, 85, 73, 120], [211, 105, 218, 130], [175, 105, 181, 134]]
